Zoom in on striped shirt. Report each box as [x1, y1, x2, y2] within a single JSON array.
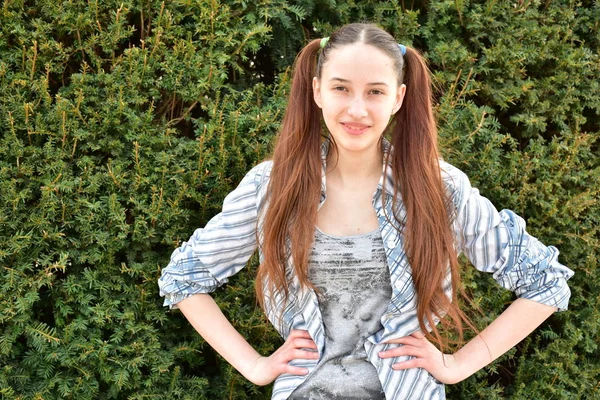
[[158, 140, 574, 399]]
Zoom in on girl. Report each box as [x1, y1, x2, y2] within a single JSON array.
[[158, 23, 573, 399]]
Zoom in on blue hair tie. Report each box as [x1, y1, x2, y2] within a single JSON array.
[[398, 44, 406, 56]]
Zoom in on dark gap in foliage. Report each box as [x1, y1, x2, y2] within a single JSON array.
[[494, 108, 517, 137], [226, 63, 240, 85], [591, 139, 600, 156], [107, 12, 139, 68], [494, 106, 528, 145], [100, 326, 113, 343], [173, 12, 198, 39], [126, 10, 144, 49], [188, 344, 220, 375], [113, 249, 131, 272], [34, 285, 55, 326], [97, 379, 111, 397], [124, 207, 134, 226], [154, 95, 202, 140], [125, 249, 145, 266], [46, 71, 66, 99], [581, 106, 600, 135], [51, 262, 69, 283], [247, 47, 277, 86], [491, 359, 516, 390], [471, 35, 493, 52], [20, 180, 42, 209], [46, 29, 99, 90], [538, 121, 561, 142], [190, 102, 211, 127], [172, 117, 195, 140], [412, 34, 430, 56], [20, 1, 41, 17], [15, 333, 28, 353], [526, 59, 558, 79], [409, 0, 432, 15]]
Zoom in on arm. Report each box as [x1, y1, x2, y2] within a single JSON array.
[[177, 293, 319, 386], [453, 298, 556, 380], [159, 163, 318, 385], [379, 162, 573, 383], [380, 297, 557, 384]]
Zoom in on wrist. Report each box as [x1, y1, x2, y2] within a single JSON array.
[[239, 353, 264, 383], [450, 348, 480, 383], [437, 353, 466, 384]]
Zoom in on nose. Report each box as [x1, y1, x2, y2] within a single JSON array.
[[347, 96, 368, 118]]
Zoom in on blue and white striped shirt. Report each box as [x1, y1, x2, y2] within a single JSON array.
[[158, 141, 573, 399]]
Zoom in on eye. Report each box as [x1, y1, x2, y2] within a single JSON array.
[[332, 86, 347, 92], [370, 89, 384, 95]]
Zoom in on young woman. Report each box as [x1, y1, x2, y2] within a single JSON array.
[[158, 23, 574, 399]]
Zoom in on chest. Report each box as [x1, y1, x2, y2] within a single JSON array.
[[317, 186, 379, 236]]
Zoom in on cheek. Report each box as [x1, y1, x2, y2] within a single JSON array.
[[379, 99, 398, 116], [320, 98, 346, 116]]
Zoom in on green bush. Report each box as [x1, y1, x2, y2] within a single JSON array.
[[0, 0, 598, 399]]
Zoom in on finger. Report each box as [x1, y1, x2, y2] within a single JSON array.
[[385, 336, 421, 347], [411, 331, 425, 339], [291, 349, 320, 360], [276, 346, 319, 362], [392, 358, 423, 370], [291, 338, 318, 349], [288, 329, 312, 339], [282, 365, 310, 376], [379, 345, 426, 359]]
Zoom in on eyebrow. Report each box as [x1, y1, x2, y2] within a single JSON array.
[[329, 77, 389, 87]]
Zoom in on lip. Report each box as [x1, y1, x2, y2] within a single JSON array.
[[340, 122, 371, 135]]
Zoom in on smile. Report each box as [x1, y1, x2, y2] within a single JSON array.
[[341, 122, 371, 135]]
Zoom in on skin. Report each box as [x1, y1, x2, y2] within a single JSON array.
[[380, 298, 556, 384], [312, 42, 405, 159], [312, 43, 406, 237], [177, 293, 318, 386], [176, 41, 559, 388]]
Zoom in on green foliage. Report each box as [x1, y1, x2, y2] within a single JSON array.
[[0, 0, 598, 399]]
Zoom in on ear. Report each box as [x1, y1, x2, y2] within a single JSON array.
[[313, 77, 322, 108], [392, 83, 407, 114]]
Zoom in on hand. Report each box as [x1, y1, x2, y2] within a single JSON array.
[[379, 331, 465, 384], [246, 329, 319, 386]]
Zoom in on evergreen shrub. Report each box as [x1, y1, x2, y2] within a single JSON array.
[[0, 0, 598, 399]]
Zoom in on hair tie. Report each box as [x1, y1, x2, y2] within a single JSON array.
[[398, 44, 406, 56], [320, 37, 330, 49]]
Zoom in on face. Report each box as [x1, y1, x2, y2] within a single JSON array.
[[313, 43, 406, 157]]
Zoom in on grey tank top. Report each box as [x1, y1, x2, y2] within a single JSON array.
[[289, 228, 392, 400]]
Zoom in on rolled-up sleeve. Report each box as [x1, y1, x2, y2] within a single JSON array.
[[158, 162, 268, 308], [442, 161, 574, 311]]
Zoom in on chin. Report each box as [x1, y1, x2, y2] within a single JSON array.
[[335, 137, 380, 153]]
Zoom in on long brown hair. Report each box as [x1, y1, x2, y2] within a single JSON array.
[[257, 23, 472, 349]]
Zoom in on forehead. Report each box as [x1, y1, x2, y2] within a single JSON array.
[[320, 43, 398, 83]]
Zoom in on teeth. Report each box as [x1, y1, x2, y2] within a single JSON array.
[[344, 124, 366, 130]]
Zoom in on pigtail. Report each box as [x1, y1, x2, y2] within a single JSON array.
[[258, 23, 475, 351], [257, 39, 323, 311], [389, 47, 471, 351]]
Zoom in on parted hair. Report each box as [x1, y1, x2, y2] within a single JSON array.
[[257, 23, 473, 349]]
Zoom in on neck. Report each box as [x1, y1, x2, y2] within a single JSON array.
[[326, 143, 383, 187]]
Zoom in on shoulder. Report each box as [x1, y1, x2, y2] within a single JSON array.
[[245, 160, 273, 189], [237, 160, 273, 211], [221, 160, 273, 204], [439, 159, 473, 210], [238, 160, 273, 186]]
